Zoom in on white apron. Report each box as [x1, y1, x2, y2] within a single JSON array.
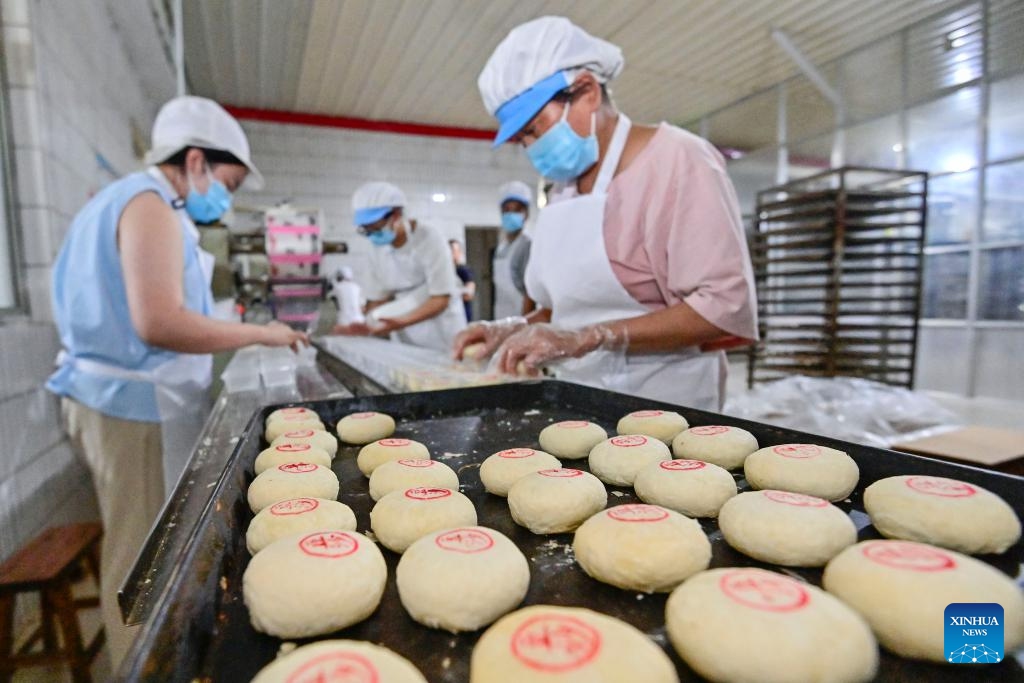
[[492, 237, 521, 319], [524, 113, 723, 410], [367, 232, 466, 351], [59, 168, 216, 497]]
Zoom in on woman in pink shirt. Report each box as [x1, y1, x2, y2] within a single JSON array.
[[455, 17, 757, 410]]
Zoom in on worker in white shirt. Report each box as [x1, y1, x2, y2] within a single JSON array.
[[328, 266, 365, 326], [492, 180, 535, 319], [333, 181, 467, 350]]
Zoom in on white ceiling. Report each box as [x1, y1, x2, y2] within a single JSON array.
[[181, 0, 962, 142]]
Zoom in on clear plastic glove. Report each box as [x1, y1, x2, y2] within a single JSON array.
[[452, 316, 527, 361], [261, 321, 309, 352], [490, 323, 627, 376]]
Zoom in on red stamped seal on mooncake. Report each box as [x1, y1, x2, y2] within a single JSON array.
[[270, 498, 319, 516], [349, 412, 379, 419], [660, 460, 706, 471], [556, 421, 590, 429], [282, 429, 317, 438], [397, 459, 435, 468], [629, 410, 664, 418], [435, 528, 494, 554], [498, 448, 537, 459], [511, 614, 601, 672], [275, 443, 311, 453], [298, 531, 358, 559], [906, 476, 976, 498], [378, 438, 411, 447], [607, 504, 669, 522], [862, 541, 956, 572], [610, 435, 648, 447], [539, 469, 583, 478], [286, 652, 378, 683], [720, 570, 810, 612], [690, 425, 729, 436], [404, 487, 452, 500], [764, 490, 829, 507], [772, 444, 821, 459], [278, 462, 317, 473]]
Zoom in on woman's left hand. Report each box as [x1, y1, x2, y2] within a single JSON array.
[[491, 323, 623, 375]]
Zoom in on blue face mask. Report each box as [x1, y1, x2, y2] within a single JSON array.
[[185, 169, 232, 224], [525, 100, 598, 181], [501, 212, 525, 232], [367, 227, 396, 247]]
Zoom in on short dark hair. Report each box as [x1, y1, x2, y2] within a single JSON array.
[[161, 146, 244, 169]]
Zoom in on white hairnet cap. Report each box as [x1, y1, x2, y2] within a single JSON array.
[[351, 181, 407, 226], [145, 96, 264, 190], [499, 181, 533, 207], [478, 16, 624, 146]]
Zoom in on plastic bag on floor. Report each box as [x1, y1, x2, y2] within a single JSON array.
[[723, 375, 962, 448]]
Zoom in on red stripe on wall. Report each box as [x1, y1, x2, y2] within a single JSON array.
[[224, 106, 496, 142]]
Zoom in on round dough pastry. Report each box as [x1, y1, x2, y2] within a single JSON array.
[[264, 414, 325, 443], [744, 443, 859, 501], [336, 411, 396, 445], [823, 540, 1024, 662], [666, 567, 878, 683], [718, 490, 857, 567], [574, 504, 711, 592], [369, 458, 459, 501], [357, 438, 430, 477], [397, 526, 529, 632], [672, 425, 759, 470], [471, 605, 678, 683], [252, 640, 426, 683], [266, 406, 318, 424], [462, 341, 488, 361], [246, 497, 356, 554], [479, 448, 562, 497], [634, 459, 737, 518], [538, 420, 607, 459], [507, 469, 607, 534], [864, 475, 1021, 554], [243, 530, 386, 639], [247, 463, 339, 513], [271, 428, 338, 458], [617, 409, 689, 444], [588, 435, 671, 486], [253, 443, 332, 475], [370, 487, 477, 553]]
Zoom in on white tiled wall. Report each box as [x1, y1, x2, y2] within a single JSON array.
[[0, 0, 165, 563], [235, 119, 538, 283]]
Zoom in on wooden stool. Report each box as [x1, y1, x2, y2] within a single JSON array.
[[0, 522, 105, 683]]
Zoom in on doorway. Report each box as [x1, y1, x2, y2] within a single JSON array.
[[464, 226, 500, 321]]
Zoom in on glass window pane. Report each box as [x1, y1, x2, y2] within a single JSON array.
[[727, 147, 778, 216], [841, 36, 903, 123], [987, 74, 1024, 162], [978, 246, 1024, 321], [926, 171, 977, 246], [922, 251, 969, 318], [906, 3, 983, 104], [907, 87, 980, 174], [844, 115, 901, 168], [984, 161, 1024, 242], [988, 0, 1024, 77]]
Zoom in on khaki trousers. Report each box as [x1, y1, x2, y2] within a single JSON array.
[[62, 398, 164, 670]]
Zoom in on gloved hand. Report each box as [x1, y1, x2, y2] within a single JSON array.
[[452, 316, 528, 361], [490, 323, 627, 376]]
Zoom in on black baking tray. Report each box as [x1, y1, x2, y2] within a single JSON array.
[[119, 380, 1024, 682]]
